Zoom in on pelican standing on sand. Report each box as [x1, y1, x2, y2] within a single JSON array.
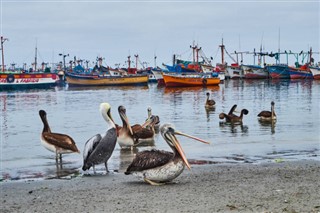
[[82, 103, 117, 173], [39, 110, 80, 161], [258, 101, 277, 121], [205, 92, 216, 109], [219, 104, 249, 123], [125, 124, 210, 185]]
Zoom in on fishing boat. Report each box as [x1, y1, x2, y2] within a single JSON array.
[[310, 66, 320, 80], [162, 72, 220, 87], [266, 64, 290, 79], [0, 36, 58, 90], [0, 72, 58, 90], [201, 64, 225, 81], [65, 72, 148, 86], [227, 63, 244, 79], [242, 64, 269, 79], [288, 64, 313, 79]]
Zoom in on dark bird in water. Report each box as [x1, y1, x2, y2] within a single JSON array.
[[219, 104, 249, 123], [205, 92, 216, 109], [258, 101, 277, 121], [82, 103, 117, 173], [133, 115, 159, 142], [125, 124, 210, 185], [39, 110, 80, 161], [147, 106, 160, 133]]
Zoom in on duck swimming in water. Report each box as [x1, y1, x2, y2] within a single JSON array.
[[82, 103, 117, 173], [258, 101, 277, 121], [219, 104, 249, 123], [39, 110, 80, 161], [205, 92, 216, 109], [125, 124, 210, 185]]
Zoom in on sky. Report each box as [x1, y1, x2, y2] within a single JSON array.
[[0, 0, 319, 69]]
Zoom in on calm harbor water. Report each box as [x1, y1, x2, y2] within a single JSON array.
[[0, 79, 319, 181]]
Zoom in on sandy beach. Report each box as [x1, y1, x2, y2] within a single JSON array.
[[1, 160, 319, 213]]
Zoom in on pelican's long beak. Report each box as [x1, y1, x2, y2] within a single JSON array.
[[141, 117, 153, 128], [120, 111, 133, 135], [174, 131, 211, 145], [170, 134, 191, 170]]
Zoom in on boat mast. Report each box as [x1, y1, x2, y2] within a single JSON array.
[[1, 36, 9, 72], [134, 54, 138, 70], [219, 38, 225, 65], [34, 41, 37, 72]]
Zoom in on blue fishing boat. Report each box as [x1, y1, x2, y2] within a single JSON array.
[[266, 64, 290, 79]]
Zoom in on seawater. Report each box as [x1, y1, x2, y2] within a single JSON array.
[[1, 79, 319, 181]]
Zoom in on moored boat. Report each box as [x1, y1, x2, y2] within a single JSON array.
[[310, 66, 320, 80], [0, 72, 58, 90], [162, 72, 220, 87], [288, 64, 313, 79], [242, 65, 268, 79], [65, 72, 148, 86], [266, 64, 290, 79], [227, 63, 244, 79]]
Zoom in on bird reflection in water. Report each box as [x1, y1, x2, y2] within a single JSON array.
[[219, 121, 249, 134], [45, 160, 80, 179], [258, 119, 276, 134], [205, 107, 215, 122], [118, 147, 139, 173]]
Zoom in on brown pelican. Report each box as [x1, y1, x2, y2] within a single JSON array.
[[147, 106, 160, 133], [82, 103, 117, 173], [117, 105, 136, 149], [39, 110, 80, 161], [219, 104, 249, 123], [205, 92, 216, 109], [133, 115, 159, 142], [125, 124, 210, 185], [258, 101, 277, 121]]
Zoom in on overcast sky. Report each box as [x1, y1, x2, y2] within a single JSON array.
[[1, 0, 319, 69]]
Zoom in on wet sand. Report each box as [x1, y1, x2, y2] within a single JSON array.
[[1, 160, 319, 213]]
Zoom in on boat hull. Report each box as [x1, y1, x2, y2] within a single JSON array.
[[0, 73, 57, 90], [66, 73, 148, 86], [310, 67, 320, 80], [163, 73, 220, 87], [242, 65, 269, 79], [266, 65, 290, 79]]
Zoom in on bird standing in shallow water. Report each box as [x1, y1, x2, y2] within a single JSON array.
[[116, 105, 136, 149], [258, 101, 277, 121], [205, 92, 216, 109], [219, 104, 249, 123], [125, 124, 210, 185], [82, 103, 117, 173], [39, 110, 80, 162], [147, 106, 160, 133]]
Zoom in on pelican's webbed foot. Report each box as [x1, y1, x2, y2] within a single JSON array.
[[144, 177, 165, 186]]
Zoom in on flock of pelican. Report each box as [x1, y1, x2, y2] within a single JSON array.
[[39, 92, 276, 185]]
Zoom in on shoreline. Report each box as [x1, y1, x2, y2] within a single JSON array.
[[1, 160, 319, 212]]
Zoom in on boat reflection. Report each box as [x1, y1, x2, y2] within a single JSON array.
[[163, 85, 219, 95]]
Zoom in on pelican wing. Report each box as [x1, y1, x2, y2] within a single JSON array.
[[83, 134, 102, 162], [133, 128, 154, 139], [258, 111, 272, 117], [42, 132, 77, 150], [125, 150, 174, 173]]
